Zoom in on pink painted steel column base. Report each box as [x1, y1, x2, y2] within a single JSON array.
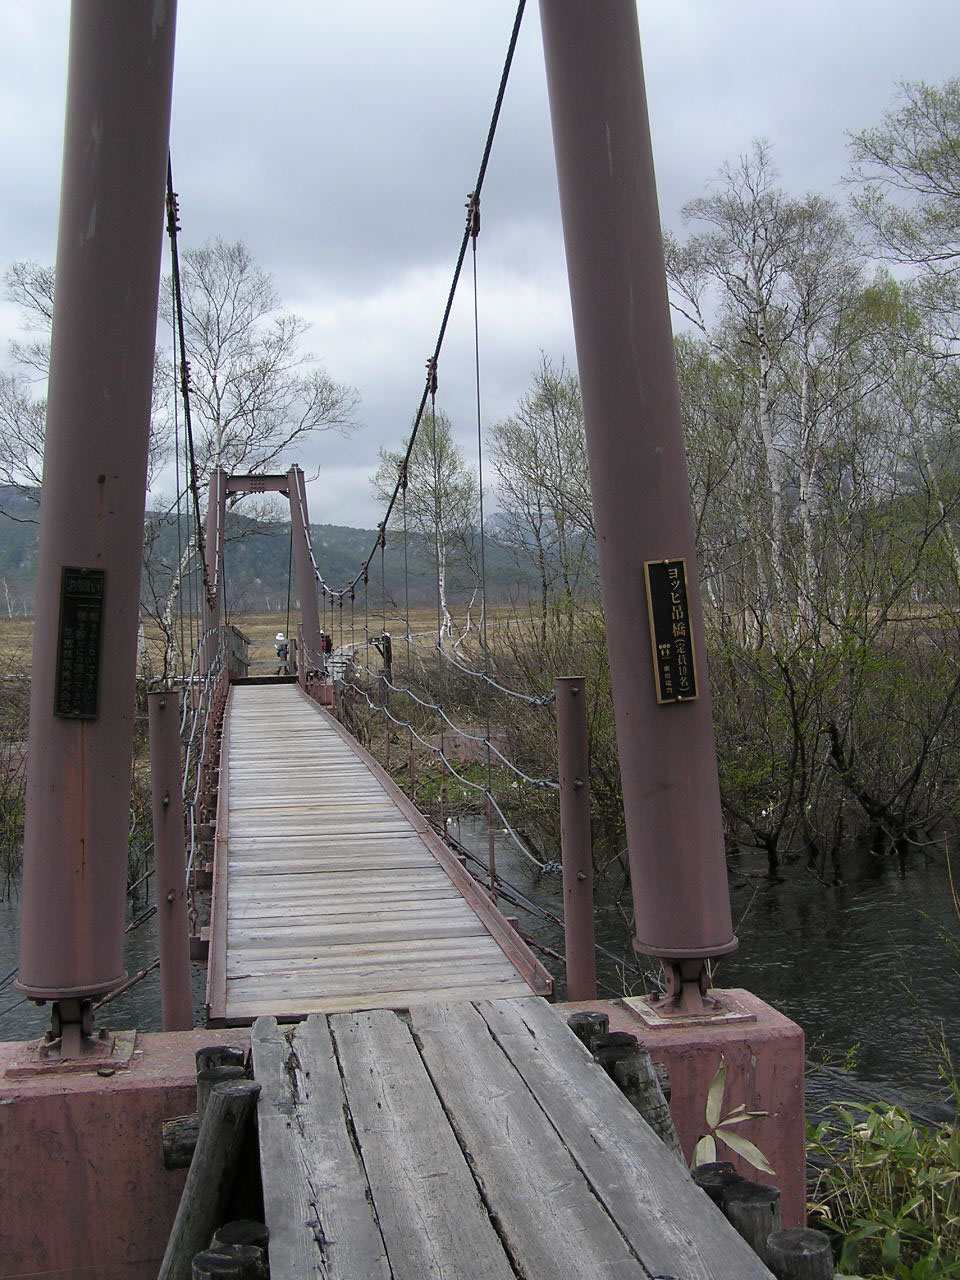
[[558, 991, 806, 1228], [0, 1028, 249, 1280]]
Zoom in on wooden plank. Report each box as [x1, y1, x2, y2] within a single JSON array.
[[250, 1015, 390, 1280], [477, 998, 774, 1280], [227, 958, 524, 998], [231, 981, 534, 1018], [409, 1001, 647, 1279], [227, 879, 459, 902], [226, 917, 488, 945], [329, 1008, 516, 1280], [227, 965, 521, 993], [228, 934, 509, 965]]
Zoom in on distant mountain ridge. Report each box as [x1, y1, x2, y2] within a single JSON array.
[[0, 486, 542, 617]]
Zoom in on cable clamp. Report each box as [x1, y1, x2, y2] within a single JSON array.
[[165, 188, 181, 236], [466, 191, 480, 240]]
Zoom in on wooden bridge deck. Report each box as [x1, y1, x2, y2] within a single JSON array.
[[206, 683, 548, 1024], [252, 996, 773, 1280]]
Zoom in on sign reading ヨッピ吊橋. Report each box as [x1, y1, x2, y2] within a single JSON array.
[[643, 559, 698, 704]]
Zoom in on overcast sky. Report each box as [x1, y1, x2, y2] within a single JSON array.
[[1, 2, 958, 530]]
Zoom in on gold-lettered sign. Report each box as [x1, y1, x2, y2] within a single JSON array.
[[643, 558, 698, 703], [54, 567, 106, 720]]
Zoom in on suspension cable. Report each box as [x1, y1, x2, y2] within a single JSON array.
[[315, 0, 527, 602], [166, 155, 215, 614]]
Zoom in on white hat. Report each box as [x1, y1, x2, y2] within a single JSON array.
[[276, 632, 284, 640]]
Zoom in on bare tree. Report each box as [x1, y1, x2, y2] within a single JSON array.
[[165, 238, 357, 478], [372, 409, 478, 641], [487, 354, 594, 640], [1, 260, 171, 515]]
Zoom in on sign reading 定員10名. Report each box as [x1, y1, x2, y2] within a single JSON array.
[[643, 558, 698, 704]]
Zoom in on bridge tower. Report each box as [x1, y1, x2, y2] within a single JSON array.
[[15, 0, 178, 1053]]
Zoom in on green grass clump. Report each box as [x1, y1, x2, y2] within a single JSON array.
[[808, 1102, 960, 1278]]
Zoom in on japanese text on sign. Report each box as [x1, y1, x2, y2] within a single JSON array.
[[643, 558, 698, 704], [54, 567, 106, 720]]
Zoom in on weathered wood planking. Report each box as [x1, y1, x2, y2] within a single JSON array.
[[208, 683, 543, 1023], [252, 999, 774, 1280], [476, 997, 774, 1279], [409, 1000, 647, 1278], [251, 1015, 390, 1279], [332, 1007, 518, 1280]]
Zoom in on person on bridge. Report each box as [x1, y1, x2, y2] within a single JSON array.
[[275, 632, 288, 675]]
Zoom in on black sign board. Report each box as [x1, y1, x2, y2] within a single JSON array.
[[643, 558, 698, 704], [54, 567, 106, 720]]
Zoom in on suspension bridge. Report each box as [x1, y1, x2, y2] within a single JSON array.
[[0, 3, 813, 1279]]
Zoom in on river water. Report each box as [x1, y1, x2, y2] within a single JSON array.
[[2, 831, 958, 1122]]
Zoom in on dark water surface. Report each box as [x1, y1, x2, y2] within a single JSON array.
[[2, 830, 958, 1121], [450, 820, 960, 1118], [0, 888, 208, 1043]]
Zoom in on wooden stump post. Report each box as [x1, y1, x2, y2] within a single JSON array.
[[612, 1052, 685, 1165], [211, 1221, 269, 1253], [721, 1180, 782, 1265], [191, 1253, 241, 1279], [566, 1010, 609, 1046], [197, 1066, 248, 1121], [766, 1227, 835, 1279], [692, 1161, 741, 1205], [158, 1080, 261, 1280]]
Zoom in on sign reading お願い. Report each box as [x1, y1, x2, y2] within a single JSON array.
[[54, 567, 106, 720]]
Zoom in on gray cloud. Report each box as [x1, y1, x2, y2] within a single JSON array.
[[2, 1, 958, 529]]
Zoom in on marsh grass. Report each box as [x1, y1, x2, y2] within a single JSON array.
[[808, 1102, 960, 1278]]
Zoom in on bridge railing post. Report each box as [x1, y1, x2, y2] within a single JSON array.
[[149, 689, 194, 1031], [555, 676, 597, 1001]]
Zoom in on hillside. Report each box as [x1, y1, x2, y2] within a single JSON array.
[[0, 487, 546, 616]]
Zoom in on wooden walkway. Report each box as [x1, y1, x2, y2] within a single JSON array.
[[206, 683, 549, 1024], [252, 996, 774, 1280]]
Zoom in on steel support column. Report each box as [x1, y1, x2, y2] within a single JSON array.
[[555, 677, 597, 1001], [288, 465, 322, 669], [200, 467, 226, 678], [539, 1, 735, 985], [148, 691, 193, 1031], [17, 0, 178, 1012]]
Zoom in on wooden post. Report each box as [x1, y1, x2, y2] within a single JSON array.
[[210, 1222, 269, 1254], [195, 1243, 266, 1279], [158, 1081, 261, 1280], [566, 1010, 609, 1046], [721, 1181, 782, 1265], [692, 1161, 741, 1205], [766, 1228, 834, 1280], [197, 1066, 247, 1122], [190, 1253, 242, 1279], [196, 1045, 247, 1075], [612, 1054, 685, 1165], [163, 1114, 201, 1170]]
